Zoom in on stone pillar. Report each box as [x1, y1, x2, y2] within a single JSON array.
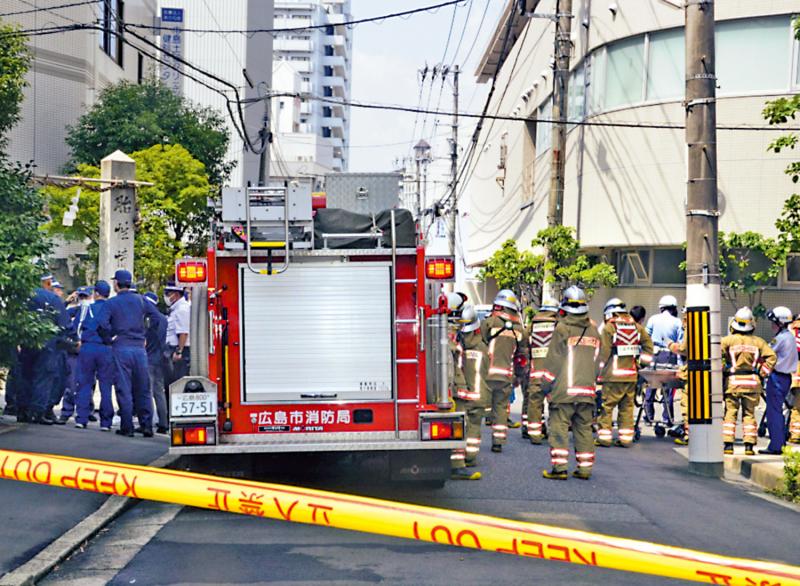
[[98, 150, 136, 286]]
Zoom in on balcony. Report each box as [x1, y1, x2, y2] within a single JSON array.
[[322, 76, 345, 98], [274, 39, 313, 53], [300, 101, 312, 115], [274, 17, 312, 29]]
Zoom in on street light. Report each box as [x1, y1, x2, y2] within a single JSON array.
[[413, 139, 432, 220]]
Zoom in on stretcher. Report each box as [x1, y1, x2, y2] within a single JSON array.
[[635, 366, 682, 441]]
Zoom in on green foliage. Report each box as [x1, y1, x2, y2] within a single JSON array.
[[44, 144, 212, 290], [718, 231, 788, 316], [65, 79, 232, 185], [770, 447, 800, 504], [0, 161, 55, 365], [0, 22, 30, 146], [480, 227, 617, 309]]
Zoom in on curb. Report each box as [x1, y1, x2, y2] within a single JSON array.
[[0, 452, 181, 586], [724, 454, 785, 492]]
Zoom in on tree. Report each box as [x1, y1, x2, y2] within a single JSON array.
[[44, 144, 212, 289], [480, 227, 617, 309], [0, 23, 55, 365], [717, 231, 787, 317], [65, 79, 232, 185]]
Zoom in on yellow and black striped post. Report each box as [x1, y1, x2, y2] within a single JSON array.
[[685, 307, 712, 424]]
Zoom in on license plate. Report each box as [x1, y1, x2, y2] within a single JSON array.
[[171, 392, 217, 418]]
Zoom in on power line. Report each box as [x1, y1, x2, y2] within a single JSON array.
[[0, 0, 95, 18], [125, 0, 468, 35], [447, 0, 474, 67]]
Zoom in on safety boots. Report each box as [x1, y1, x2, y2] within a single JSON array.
[[744, 443, 755, 456], [542, 469, 568, 481], [723, 442, 734, 455], [572, 470, 591, 480], [451, 469, 482, 481]]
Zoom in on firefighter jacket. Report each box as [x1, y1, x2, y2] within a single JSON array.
[[720, 333, 776, 392], [529, 310, 559, 384], [540, 313, 602, 405], [668, 316, 688, 383], [480, 310, 529, 383], [788, 319, 800, 388], [459, 330, 490, 402], [599, 313, 654, 383], [448, 335, 468, 399]]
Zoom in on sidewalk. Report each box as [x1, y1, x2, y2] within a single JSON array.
[[0, 415, 169, 579]]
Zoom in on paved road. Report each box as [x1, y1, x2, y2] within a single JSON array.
[[0, 420, 168, 576], [44, 423, 799, 586]]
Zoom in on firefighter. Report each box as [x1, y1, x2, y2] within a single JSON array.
[[540, 286, 602, 480], [786, 314, 800, 444], [480, 289, 529, 453], [720, 307, 776, 455], [452, 304, 490, 479], [668, 308, 690, 445], [526, 298, 559, 445], [596, 298, 654, 448], [762, 306, 797, 455]]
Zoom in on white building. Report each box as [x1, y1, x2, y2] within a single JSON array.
[[461, 0, 800, 326], [5, 0, 158, 174], [156, 0, 273, 187], [272, 0, 352, 173]]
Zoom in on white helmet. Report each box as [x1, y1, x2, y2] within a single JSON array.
[[445, 292, 468, 313], [768, 306, 793, 327], [539, 298, 559, 313], [461, 305, 481, 333], [560, 285, 588, 315], [603, 297, 626, 316], [659, 295, 678, 310], [493, 289, 520, 312], [730, 307, 755, 333]]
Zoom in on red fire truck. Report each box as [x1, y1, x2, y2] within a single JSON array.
[[168, 185, 465, 484]]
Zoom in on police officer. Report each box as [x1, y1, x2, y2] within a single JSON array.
[[786, 313, 800, 445], [97, 270, 162, 437], [144, 291, 169, 434], [597, 298, 654, 448], [481, 289, 529, 453], [75, 281, 115, 430], [762, 306, 798, 454], [540, 286, 602, 480], [17, 274, 69, 425], [164, 283, 191, 385], [645, 295, 683, 426], [526, 298, 559, 445], [58, 286, 92, 424], [668, 308, 690, 445], [720, 308, 776, 455]]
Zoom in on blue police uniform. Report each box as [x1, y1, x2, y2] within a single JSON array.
[[645, 310, 684, 424], [766, 327, 798, 452], [59, 304, 81, 421], [144, 293, 169, 430], [97, 276, 161, 435], [17, 288, 69, 422], [75, 297, 116, 427]]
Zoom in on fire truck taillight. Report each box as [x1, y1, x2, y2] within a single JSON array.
[[176, 260, 207, 283], [421, 417, 464, 441], [172, 425, 216, 446], [425, 257, 455, 281]]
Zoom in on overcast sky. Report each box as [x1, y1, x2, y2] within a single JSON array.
[[348, 0, 505, 201]]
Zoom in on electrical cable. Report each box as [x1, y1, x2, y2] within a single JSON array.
[[0, 0, 95, 18]]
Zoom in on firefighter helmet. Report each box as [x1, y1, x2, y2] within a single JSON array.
[[659, 295, 678, 310], [445, 292, 468, 313], [560, 286, 588, 314], [539, 298, 559, 313], [730, 307, 755, 333], [767, 306, 793, 327], [462, 305, 481, 333], [493, 289, 520, 312], [603, 297, 626, 316]]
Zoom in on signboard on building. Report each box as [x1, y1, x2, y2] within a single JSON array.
[[160, 8, 184, 95]]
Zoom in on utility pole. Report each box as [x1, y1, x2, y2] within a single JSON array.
[[542, 0, 573, 302], [257, 98, 271, 186], [685, 0, 723, 478], [448, 65, 460, 259]]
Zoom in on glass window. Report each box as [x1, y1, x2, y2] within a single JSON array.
[[786, 255, 800, 282], [589, 48, 606, 114], [536, 98, 552, 154], [617, 250, 650, 285], [568, 63, 585, 123], [724, 249, 778, 287], [605, 36, 645, 109], [717, 17, 791, 94], [647, 29, 685, 101], [652, 249, 686, 285]]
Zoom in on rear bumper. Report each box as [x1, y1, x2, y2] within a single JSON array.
[[170, 438, 464, 455]]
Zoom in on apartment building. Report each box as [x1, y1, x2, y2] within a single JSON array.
[[461, 0, 800, 326], [4, 0, 158, 174], [272, 0, 352, 173]]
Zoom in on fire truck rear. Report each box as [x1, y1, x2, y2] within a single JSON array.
[[168, 185, 465, 484]]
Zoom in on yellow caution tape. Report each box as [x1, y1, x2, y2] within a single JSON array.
[[1, 449, 798, 585]]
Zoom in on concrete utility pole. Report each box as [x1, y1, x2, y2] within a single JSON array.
[[685, 0, 723, 478], [98, 150, 136, 287], [448, 65, 460, 258], [542, 0, 573, 302]]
